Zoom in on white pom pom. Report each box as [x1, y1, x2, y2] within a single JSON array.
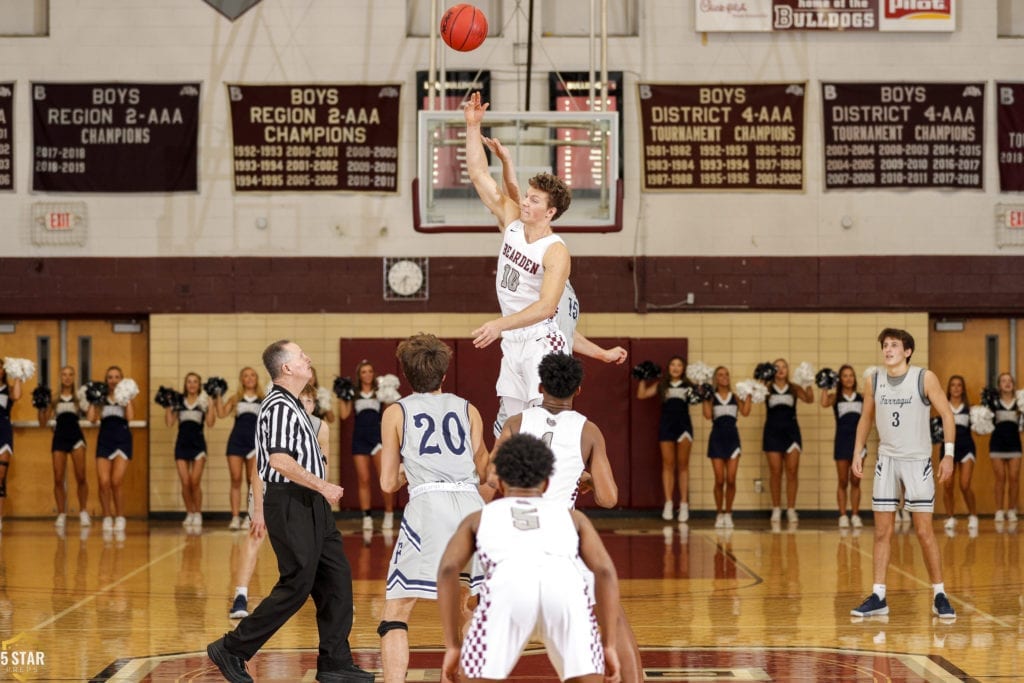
[[113, 378, 140, 406], [376, 373, 402, 404], [735, 379, 754, 401], [792, 361, 815, 389], [685, 361, 714, 386], [3, 357, 36, 382], [77, 384, 91, 413], [862, 366, 878, 380], [736, 379, 768, 404], [194, 391, 210, 413], [1016, 389, 1024, 412], [316, 386, 332, 413], [969, 405, 995, 435]]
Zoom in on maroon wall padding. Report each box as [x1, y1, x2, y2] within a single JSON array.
[[454, 339, 503, 443], [628, 339, 690, 509], [571, 338, 632, 508]]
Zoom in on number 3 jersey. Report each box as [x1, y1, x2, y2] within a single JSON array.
[[873, 365, 931, 460], [398, 392, 479, 487], [496, 220, 565, 321]]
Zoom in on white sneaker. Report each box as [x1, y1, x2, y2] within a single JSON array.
[[183, 513, 193, 527], [1008, 509, 1018, 522], [770, 507, 782, 523], [193, 513, 202, 528], [677, 503, 689, 523], [714, 513, 725, 528], [228, 515, 241, 530], [79, 511, 91, 526], [851, 514, 863, 528], [114, 516, 126, 532], [661, 501, 673, 521], [102, 516, 113, 531], [787, 508, 799, 523], [241, 514, 251, 530], [839, 514, 850, 528], [362, 515, 373, 531], [994, 509, 1005, 522], [723, 513, 734, 528], [382, 512, 394, 530], [967, 515, 979, 531], [944, 517, 955, 531], [55, 513, 67, 528]]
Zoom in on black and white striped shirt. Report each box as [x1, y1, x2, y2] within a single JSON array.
[[257, 384, 325, 482]]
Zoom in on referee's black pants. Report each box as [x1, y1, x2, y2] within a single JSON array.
[[223, 482, 356, 672]]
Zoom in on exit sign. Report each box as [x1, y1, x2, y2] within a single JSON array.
[[45, 211, 74, 231], [1006, 208, 1024, 229]]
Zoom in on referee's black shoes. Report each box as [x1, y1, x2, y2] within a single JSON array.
[[207, 637, 253, 683], [317, 662, 375, 682]]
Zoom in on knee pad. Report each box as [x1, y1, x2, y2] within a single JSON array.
[[377, 620, 408, 638]]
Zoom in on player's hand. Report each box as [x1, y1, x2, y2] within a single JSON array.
[[851, 454, 864, 479], [249, 512, 267, 540], [472, 319, 504, 348], [603, 647, 621, 683], [463, 91, 488, 126], [482, 136, 510, 162], [600, 346, 628, 365], [321, 482, 344, 506], [577, 471, 594, 496], [441, 646, 462, 682], [937, 455, 954, 484]]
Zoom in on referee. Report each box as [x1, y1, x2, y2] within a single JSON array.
[[208, 340, 373, 683]]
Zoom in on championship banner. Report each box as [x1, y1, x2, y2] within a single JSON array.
[[32, 82, 200, 192], [227, 84, 400, 193], [0, 83, 12, 191], [996, 83, 1024, 193], [695, 0, 955, 32], [821, 82, 983, 190], [638, 82, 805, 192]]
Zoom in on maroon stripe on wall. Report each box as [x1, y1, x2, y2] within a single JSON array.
[[2, 256, 1021, 315]]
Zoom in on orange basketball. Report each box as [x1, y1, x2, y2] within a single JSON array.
[[440, 4, 488, 52]]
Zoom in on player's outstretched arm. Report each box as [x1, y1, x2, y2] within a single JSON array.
[[583, 422, 618, 508], [438, 512, 481, 681], [483, 136, 521, 204], [924, 369, 956, 483], [852, 377, 876, 479], [574, 332, 628, 365], [379, 404, 405, 493], [464, 92, 518, 228], [573, 511, 620, 678]]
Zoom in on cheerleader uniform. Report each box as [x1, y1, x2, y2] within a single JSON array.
[[950, 403, 976, 463], [52, 395, 86, 452], [708, 392, 741, 459], [0, 386, 12, 456], [174, 398, 208, 461], [832, 392, 863, 461], [989, 399, 1022, 459], [226, 395, 260, 460], [97, 400, 132, 460], [658, 381, 694, 443], [351, 391, 383, 456], [763, 384, 802, 453]]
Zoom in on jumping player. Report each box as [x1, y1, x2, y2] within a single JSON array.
[[377, 334, 488, 683], [850, 328, 956, 620], [438, 433, 621, 683]]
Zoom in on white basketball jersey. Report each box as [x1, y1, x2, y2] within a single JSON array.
[[475, 496, 580, 569], [496, 220, 565, 320], [398, 392, 479, 487], [554, 281, 579, 355], [519, 406, 587, 508], [874, 366, 931, 460]]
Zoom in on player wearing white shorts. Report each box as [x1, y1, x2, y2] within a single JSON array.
[[438, 434, 621, 683], [851, 327, 957, 620], [378, 334, 488, 683]]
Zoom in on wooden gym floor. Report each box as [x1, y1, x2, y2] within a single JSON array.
[[0, 515, 1020, 682]]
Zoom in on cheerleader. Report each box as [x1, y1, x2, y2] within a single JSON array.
[[703, 366, 752, 528], [88, 366, 133, 533], [763, 358, 814, 524], [990, 372, 1021, 524], [942, 375, 978, 532], [165, 372, 216, 529], [39, 366, 89, 529], [0, 365, 22, 531], [217, 367, 263, 530], [339, 360, 395, 531], [637, 356, 695, 522], [819, 365, 863, 529]]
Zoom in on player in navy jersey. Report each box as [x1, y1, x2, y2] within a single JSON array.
[[820, 365, 864, 529], [704, 366, 752, 529], [339, 360, 395, 532], [217, 367, 264, 530], [763, 358, 814, 524], [88, 366, 134, 534], [638, 356, 695, 522], [941, 375, 978, 533], [39, 365, 89, 529], [0, 365, 22, 531], [165, 372, 217, 529]]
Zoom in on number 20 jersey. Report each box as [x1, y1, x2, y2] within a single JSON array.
[[398, 392, 479, 487], [873, 365, 931, 460]]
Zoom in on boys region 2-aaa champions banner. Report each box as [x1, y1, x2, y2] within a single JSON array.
[[695, 0, 956, 33], [227, 84, 400, 193]]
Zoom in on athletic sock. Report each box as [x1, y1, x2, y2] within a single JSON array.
[[873, 583, 886, 600], [932, 583, 945, 597], [235, 586, 248, 598]]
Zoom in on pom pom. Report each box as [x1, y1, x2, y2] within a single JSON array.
[[77, 384, 91, 413], [685, 361, 714, 386], [979, 387, 1000, 411], [154, 385, 184, 410], [113, 378, 139, 407], [32, 385, 52, 409], [1016, 389, 1024, 413], [929, 416, 944, 445], [333, 376, 356, 401], [631, 360, 661, 382], [754, 361, 776, 382], [203, 376, 228, 398], [736, 379, 769, 403], [3, 357, 36, 382], [815, 367, 839, 390], [692, 382, 714, 403], [376, 373, 402, 404], [194, 391, 210, 413], [792, 361, 815, 389], [84, 381, 108, 406], [969, 405, 994, 435], [316, 386, 333, 414]]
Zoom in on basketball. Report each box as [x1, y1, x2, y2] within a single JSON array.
[[440, 3, 488, 52]]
